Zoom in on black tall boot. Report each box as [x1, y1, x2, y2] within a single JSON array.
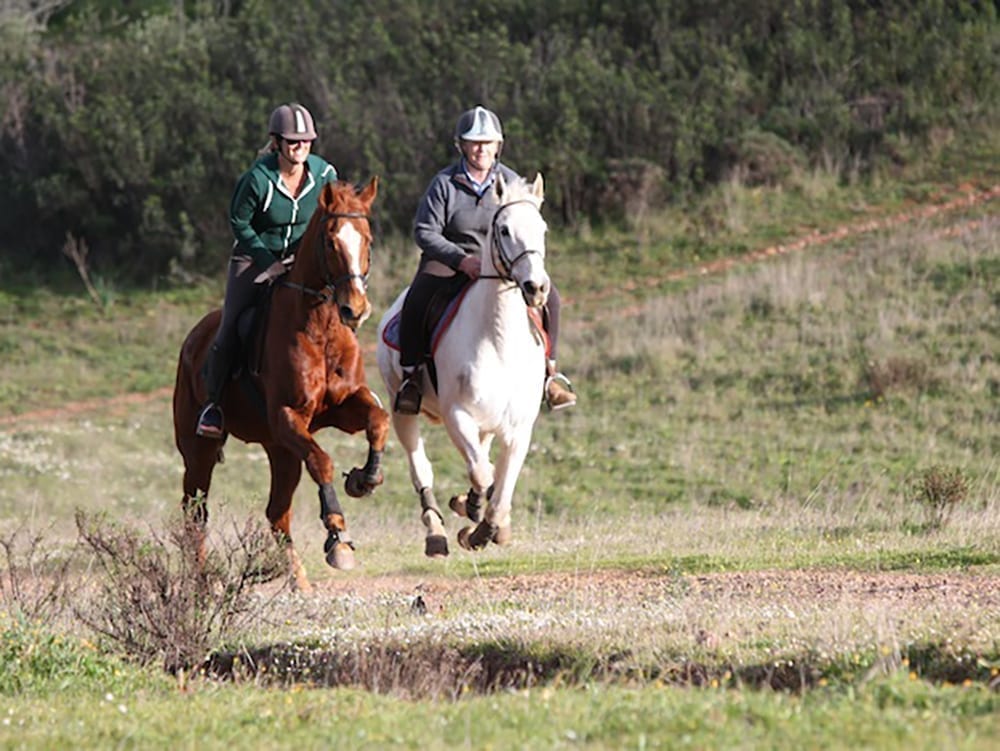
[[394, 365, 423, 415], [196, 343, 233, 438]]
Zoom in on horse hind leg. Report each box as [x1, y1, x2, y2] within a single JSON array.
[[179, 439, 225, 567], [264, 445, 316, 592]]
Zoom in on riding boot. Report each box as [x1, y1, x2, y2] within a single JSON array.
[[544, 359, 577, 411], [394, 365, 423, 415], [196, 343, 233, 438]]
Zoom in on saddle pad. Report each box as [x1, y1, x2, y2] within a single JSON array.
[[381, 284, 472, 355], [381, 285, 550, 358]]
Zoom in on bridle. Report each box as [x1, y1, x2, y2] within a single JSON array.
[[484, 199, 545, 282], [282, 211, 372, 303]]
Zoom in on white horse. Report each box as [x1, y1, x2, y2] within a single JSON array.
[[376, 173, 550, 555]]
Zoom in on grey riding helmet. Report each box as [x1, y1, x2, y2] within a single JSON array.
[[454, 106, 504, 143], [268, 103, 317, 140]]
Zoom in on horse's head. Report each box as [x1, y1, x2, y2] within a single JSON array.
[[304, 177, 379, 329], [492, 172, 550, 308]]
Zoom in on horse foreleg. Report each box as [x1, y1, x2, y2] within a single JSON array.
[[484, 435, 531, 543], [319, 482, 355, 570], [392, 412, 447, 557], [338, 388, 390, 497], [263, 444, 312, 593], [443, 410, 495, 497], [458, 436, 529, 551], [271, 407, 355, 569], [179, 439, 223, 568]]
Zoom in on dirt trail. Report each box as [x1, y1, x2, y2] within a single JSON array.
[[3, 181, 996, 431]]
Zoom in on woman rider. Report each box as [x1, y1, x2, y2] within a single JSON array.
[[196, 103, 338, 438], [394, 105, 577, 415]]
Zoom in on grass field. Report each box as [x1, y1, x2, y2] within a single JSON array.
[[1, 134, 998, 748]]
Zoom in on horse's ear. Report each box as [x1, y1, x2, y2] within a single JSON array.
[[496, 172, 508, 202], [531, 172, 544, 202], [318, 181, 337, 211], [358, 176, 378, 208]]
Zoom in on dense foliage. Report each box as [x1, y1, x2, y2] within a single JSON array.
[[0, 0, 996, 282]]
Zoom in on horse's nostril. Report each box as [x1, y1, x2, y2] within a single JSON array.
[[340, 305, 356, 321], [524, 281, 537, 296]]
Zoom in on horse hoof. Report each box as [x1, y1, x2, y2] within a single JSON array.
[[425, 534, 449, 558], [326, 542, 356, 570], [493, 525, 512, 546], [324, 536, 356, 570], [457, 526, 475, 551], [458, 521, 496, 551], [344, 467, 382, 498], [449, 493, 468, 517]]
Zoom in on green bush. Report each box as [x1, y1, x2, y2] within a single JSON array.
[[0, 0, 996, 283]]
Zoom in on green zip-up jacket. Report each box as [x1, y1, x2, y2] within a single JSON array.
[[229, 152, 338, 270]]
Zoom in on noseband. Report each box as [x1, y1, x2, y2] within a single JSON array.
[[487, 199, 545, 282], [283, 211, 372, 303]]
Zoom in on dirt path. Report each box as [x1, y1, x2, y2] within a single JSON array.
[[300, 565, 1000, 624]]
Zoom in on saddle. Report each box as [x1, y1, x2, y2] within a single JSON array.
[[382, 278, 549, 394], [235, 284, 275, 379]]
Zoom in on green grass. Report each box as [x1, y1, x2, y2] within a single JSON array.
[[0, 123, 998, 748], [1, 649, 997, 750]]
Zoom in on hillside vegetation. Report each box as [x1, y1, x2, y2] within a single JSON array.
[[0, 0, 996, 283]]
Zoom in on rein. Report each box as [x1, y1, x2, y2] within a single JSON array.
[[281, 210, 372, 303]]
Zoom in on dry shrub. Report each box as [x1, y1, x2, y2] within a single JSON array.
[[0, 526, 76, 623], [909, 465, 969, 531], [862, 355, 936, 401], [74, 510, 288, 673]]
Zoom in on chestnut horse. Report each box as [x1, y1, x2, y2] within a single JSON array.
[[173, 178, 389, 592]]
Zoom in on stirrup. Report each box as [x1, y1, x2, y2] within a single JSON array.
[[196, 403, 225, 438], [394, 375, 422, 415], [544, 372, 577, 411]]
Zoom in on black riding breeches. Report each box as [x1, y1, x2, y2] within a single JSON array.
[[399, 272, 458, 368]]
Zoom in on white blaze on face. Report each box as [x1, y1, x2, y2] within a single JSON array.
[[336, 221, 367, 296]]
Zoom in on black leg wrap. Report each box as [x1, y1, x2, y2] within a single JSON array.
[[362, 448, 383, 485], [318, 482, 343, 519], [468, 520, 499, 550], [465, 487, 484, 523]]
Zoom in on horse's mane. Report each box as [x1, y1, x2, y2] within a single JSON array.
[[499, 173, 543, 208], [325, 180, 368, 212]]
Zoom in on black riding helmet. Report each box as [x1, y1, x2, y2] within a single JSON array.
[[268, 103, 317, 141]]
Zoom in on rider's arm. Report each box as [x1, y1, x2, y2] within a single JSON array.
[[229, 170, 274, 271], [413, 174, 468, 271]]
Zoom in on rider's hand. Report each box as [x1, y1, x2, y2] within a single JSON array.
[[254, 260, 289, 285], [457, 255, 480, 280]]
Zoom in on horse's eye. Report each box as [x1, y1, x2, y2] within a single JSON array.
[[500, 226, 511, 237]]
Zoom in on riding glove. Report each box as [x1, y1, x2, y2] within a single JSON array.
[[254, 256, 293, 284]]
